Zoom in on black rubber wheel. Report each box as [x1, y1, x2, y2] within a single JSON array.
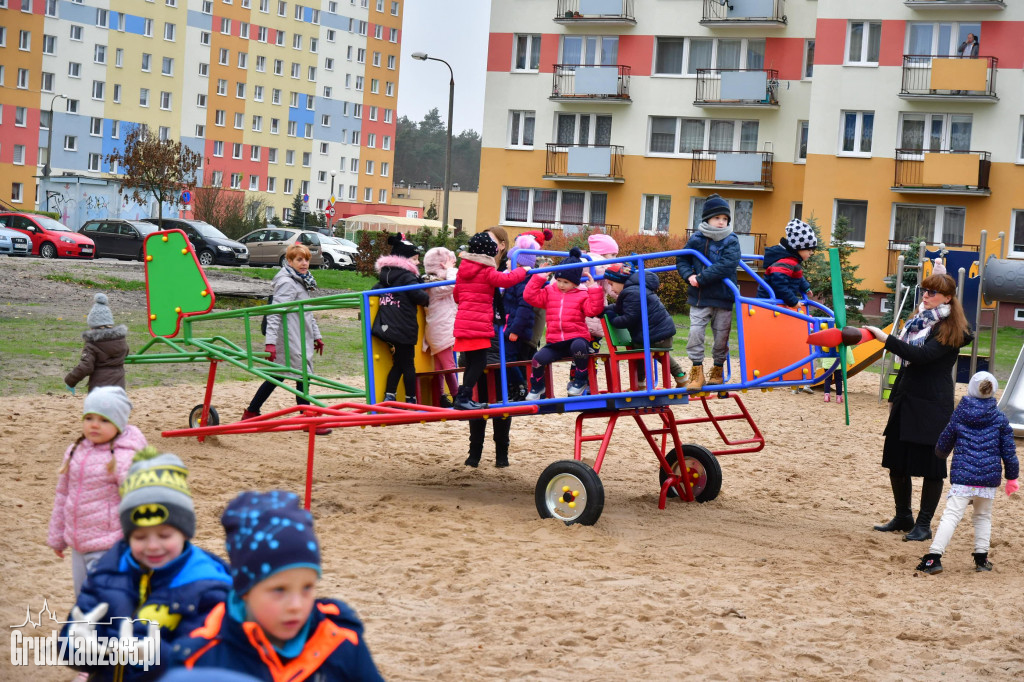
[[198, 250, 215, 267], [535, 460, 605, 526], [188, 404, 220, 429], [659, 444, 722, 502], [40, 242, 58, 259], [321, 253, 334, 269]]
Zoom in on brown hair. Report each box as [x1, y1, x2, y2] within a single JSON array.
[[487, 226, 509, 265], [58, 435, 118, 475], [286, 243, 312, 262], [921, 273, 970, 348]]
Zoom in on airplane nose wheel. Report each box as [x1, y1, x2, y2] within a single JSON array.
[[188, 404, 220, 429], [659, 444, 722, 502], [535, 460, 605, 526]]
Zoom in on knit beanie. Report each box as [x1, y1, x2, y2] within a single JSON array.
[[87, 293, 115, 328], [784, 219, 817, 251], [119, 446, 196, 540], [587, 233, 619, 257], [222, 490, 321, 595], [968, 371, 998, 399], [603, 262, 632, 284], [513, 234, 540, 268], [524, 228, 554, 248], [83, 386, 132, 433], [388, 233, 419, 259], [467, 231, 498, 257], [701, 194, 731, 224], [932, 258, 947, 277], [558, 247, 585, 286]]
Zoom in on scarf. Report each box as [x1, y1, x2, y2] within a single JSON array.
[[698, 220, 734, 242], [284, 264, 317, 291], [899, 302, 949, 348]]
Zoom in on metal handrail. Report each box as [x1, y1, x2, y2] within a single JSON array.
[[900, 54, 998, 97], [544, 143, 625, 179], [695, 68, 779, 105], [702, 0, 786, 22], [690, 149, 774, 189], [551, 64, 631, 100], [892, 148, 991, 191], [555, 0, 635, 21]]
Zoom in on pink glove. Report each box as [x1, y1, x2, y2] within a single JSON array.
[[265, 344, 277, 362], [1006, 479, 1019, 496], [314, 339, 324, 355]]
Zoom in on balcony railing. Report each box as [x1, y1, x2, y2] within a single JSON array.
[[554, 0, 635, 24], [886, 240, 978, 276], [688, 229, 768, 263], [701, 0, 786, 25], [544, 144, 625, 182], [904, 0, 1004, 9], [900, 55, 998, 100], [551, 64, 631, 102], [541, 222, 619, 237], [695, 68, 779, 106], [892, 149, 991, 195], [689, 150, 774, 190]]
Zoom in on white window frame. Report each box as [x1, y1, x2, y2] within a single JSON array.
[[647, 117, 759, 157], [652, 36, 766, 77], [838, 111, 874, 158], [689, 197, 754, 235], [796, 120, 809, 164], [890, 202, 967, 247], [803, 39, 814, 80], [640, 195, 671, 235], [513, 34, 542, 72], [508, 110, 535, 149], [833, 199, 869, 247], [845, 20, 882, 66]]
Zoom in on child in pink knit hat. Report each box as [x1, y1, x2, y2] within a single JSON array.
[[583, 233, 620, 352]]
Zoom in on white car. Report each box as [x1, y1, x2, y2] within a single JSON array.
[[0, 226, 31, 256], [319, 235, 358, 270]]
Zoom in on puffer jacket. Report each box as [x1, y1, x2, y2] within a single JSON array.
[[424, 265, 458, 354], [372, 255, 429, 346], [757, 241, 811, 306], [675, 231, 741, 310], [65, 325, 129, 391], [47, 425, 148, 553], [936, 396, 1019, 488], [524, 274, 605, 343], [605, 270, 677, 346], [453, 254, 527, 340], [265, 266, 322, 374]]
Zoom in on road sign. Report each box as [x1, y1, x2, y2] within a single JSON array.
[[180, 190, 192, 204], [302, 193, 309, 202], [329, 195, 336, 205], [325, 203, 336, 218]]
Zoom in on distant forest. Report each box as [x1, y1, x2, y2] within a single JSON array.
[[394, 108, 481, 192]]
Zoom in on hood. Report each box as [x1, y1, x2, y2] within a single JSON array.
[[460, 252, 497, 269], [763, 243, 794, 269], [82, 325, 128, 342], [423, 247, 456, 277], [956, 396, 1002, 428], [375, 254, 420, 277], [624, 269, 661, 292]]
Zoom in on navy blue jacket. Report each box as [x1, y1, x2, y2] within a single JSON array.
[[502, 277, 535, 341], [605, 270, 676, 346], [177, 596, 384, 682], [62, 541, 231, 681], [757, 242, 811, 306], [936, 396, 1019, 487], [675, 231, 741, 310]]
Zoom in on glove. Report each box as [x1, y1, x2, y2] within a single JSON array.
[[314, 339, 324, 355], [68, 603, 109, 658], [603, 305, 615, 317], [265, 344, 277, 362], [118, 618, 160, 659], [1007, 479, 1019, 496], [65, 384, 76, 396]]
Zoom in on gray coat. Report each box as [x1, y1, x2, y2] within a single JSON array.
[[265, 267, 322, 374]]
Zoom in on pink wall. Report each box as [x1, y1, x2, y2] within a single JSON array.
[[813, 19, 848, 66], [979, 21, 1024, 69], [766, 37, 805, 81], [487, 33, 513, 72], [619, 35, 653, 76]]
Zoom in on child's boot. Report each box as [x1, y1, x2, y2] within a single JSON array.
[[440, 394, 454, 408], [915, 553, 943, 575], [707, 364, 724, 386], [465, 419, 484, 467], [674, 373, 687, 389], [567, 370, 589, 397], [384, 392, 397, 402], [972, 552, 993, 572], [686, 363, 705, 391], [836, 394, 844, 404], [453, 386, 486, 411], [241, 409, 260, 420], [824, 394, 831, 403], [494, 416, 511, 468]]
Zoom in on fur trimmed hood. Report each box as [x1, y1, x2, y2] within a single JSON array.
[[374, 254, 421, 277], [423, 246, 456, 279], [82, 325, 128, 342]]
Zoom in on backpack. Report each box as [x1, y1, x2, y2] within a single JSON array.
[[260, 295, 274, 336]]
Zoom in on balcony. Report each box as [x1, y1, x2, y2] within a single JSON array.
[[689, 150, 774, 191], [544, 144, 625, 183], [701, 0, 786, 26], [892, 149, 991, 196], [887, 240, 978, 276], [900, 55, 998, 101], [541, 222, 619, 237], [695, 68, 779, 107], [551, 64, 631, 102], [904, 0, 1004, 9], [554, 0, 636, 25]]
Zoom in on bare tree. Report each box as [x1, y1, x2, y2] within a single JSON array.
[[192, 174, 243, 229]]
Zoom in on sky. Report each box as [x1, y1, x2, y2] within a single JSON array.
[[396, 0, 491, 135]]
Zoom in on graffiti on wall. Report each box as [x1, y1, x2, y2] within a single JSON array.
[[41, 178, 181, 228]]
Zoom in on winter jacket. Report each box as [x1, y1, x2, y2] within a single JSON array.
[[502, 277, 536, 342], [523, 274, 605, 343], [62, 541, 231, 681], [177, 595, 384, 681], [65, 325, 129, 391], [757, 242, 811, 307], [453, 254, 527, 340], [265, 267, 322, 374], [372, 255, 429, 347], [605, 270, 677, 346], [675, 231, 741, 310], [47, 426, 148, 553], [936, 396, 1019, 488], [423, 266, 458, 354]]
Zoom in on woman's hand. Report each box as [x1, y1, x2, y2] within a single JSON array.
[[864, 326, 888, 343]]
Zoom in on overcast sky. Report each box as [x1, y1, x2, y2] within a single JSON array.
[[397, 0, 491, 134]]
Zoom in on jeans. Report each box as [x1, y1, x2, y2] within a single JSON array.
[[687, 306, 732, 365]]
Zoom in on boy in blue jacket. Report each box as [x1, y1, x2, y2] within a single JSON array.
[[176, 490, 384, 681], [675, 194, 741, 391], [916, 372, 1019, 575], [62, 447, 231, 681], [757, 219, 816, 308]]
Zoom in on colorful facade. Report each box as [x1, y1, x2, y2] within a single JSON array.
[[0, 0, 404, 223]]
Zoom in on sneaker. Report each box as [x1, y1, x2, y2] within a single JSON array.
[[526, 385, 545, 401], [241, 409, 260, 421], [824, 394, 831, 403], [315, 427, 333, 436], [915, 554, 943, 575], [384, 392, 396, 402], [836, 394, 844, 404], [567, 375, 588, 397], [439, 394, 454, 409], [973, 552, 993, 572], [686, 364, 705, 392]]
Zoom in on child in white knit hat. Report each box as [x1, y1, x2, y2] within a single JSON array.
[[65, 293, 129, 394]]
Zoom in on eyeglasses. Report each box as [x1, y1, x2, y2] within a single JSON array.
[[921, 289, 943, 297]]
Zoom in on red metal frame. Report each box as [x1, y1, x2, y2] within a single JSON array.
[[196, 360, 219, 444]]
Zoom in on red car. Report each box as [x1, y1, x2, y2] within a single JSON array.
[[0, 212, 95, 259]]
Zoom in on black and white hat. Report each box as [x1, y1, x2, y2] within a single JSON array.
[[785, 219, 817, 251]]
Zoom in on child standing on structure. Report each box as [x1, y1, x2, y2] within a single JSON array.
[[916, 372, 1019, 574], [423, 246, 459, 407], [675, 194, 742, 391], [373, 234, 430, 403], [65, 293, 129, 394], [757, 219, 817, 307]]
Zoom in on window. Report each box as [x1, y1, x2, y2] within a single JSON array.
[[88, 153, 101, 171], [556, 113, 612, 146], [319, 142, 329, 154], [847, 21, 881, 65], [310, 38, 318, 52], [213, 140, 224, 156], [325, 59, 334, 72], [1010, 211, 1024, 257], [653, 37, 765, 75], [648, 117, 758, 155], [256, 56, 266, 72], [501, 187, 608, 226], [803, 40, 815, 79], [219, 48, 229, 65], [160, 91, 171, 110], [19, 29, 30, 51], [288, 121, 297, 136], [268, 148, 278, 163], [200, 31, 210, 46], [215, 110, 226, 126], [349, 157, 358, 172], [355, 76, 364, 91], [308, 66, 317, 80], [162, 57, 174, 76], [236, 82, 246, 98], [267, 177, 277, 192], [906, 21, 981, 58], [391, 0, 398, 14], [217, 79, 227, 95], [276, 31, 285, 46], [302, 151, 311, 166], [66, 99, 79, 113], [46, 0, 57, 16], [202, 0, 212, 12], [278, 0, 286, 16], [231, 173, 242, 190], [17, 69, 29, 89], [362, 187, 371, 202], [690, 197, 754, 234], [238, 53, 247, 69], [898, 113, 972, 153], [143, 19, 152, 37], [220, 17, 231, 34], [368, 106, 377, 121], [383, 135, 391, 150], [389, 27, 397, 42], [211, 171, 223, 187], [0, 27, 5, 46], [286, 150, 295, 165], [96, 8, 107, 26], [384, 109, 393, 124], [323, 85, 332, 98], [14, 107, 27, 126], [796, 121, 809, 163], [164, 22, 176, 41], [112, 85, 120, 102], [327, 28, 336, 42], [892, 203, 966, 246], [839, 111, 874, 156], [70, 24, 83, 41], [290, 92, 300, 107], [258, 26, 268, 42], [293, 33, 302, 49], [64, 135, 78, 151], [370, 78, 379, 93], [251, 145, 261, 161], [240, 22, 249, 39], [291, 63, 300, 78], [372, 52, 381, 67], [640, 195, 671, 234], [43, 34, 56, 54], [92, 80, 105, 100], [381, 161, 389, 177], [367, 133, 375, 148], [232, 142, 243, 159], [387, 55, 396, 70], [284, 178, 294, 194], [274, 59, 284, 76], [792, 202, 803, 221], [835, 200, 868, 244], [234, 112, 244, 128], [351, 130, 360, 145], [385, 82, 394, 97], [252, 116, 263, 131], [260, 0, 268, 9], [41, 72, 54, 92], [142, 53, 152, 71], [196, 124, 205, 137], [254, 85, 264, 102], [272, 89, 281, 105], [374, 25, 383, 40], [94, 45, 107, 63], [115, 48, 123, 67], [321, 114, 331, 127], [111, 121, 120, 138], [514, 34, 542, 72], [271, 118, 279, 133], [13, 145, 25, 165], [140, 88, 150, 106], [12, 183, 23, 203]]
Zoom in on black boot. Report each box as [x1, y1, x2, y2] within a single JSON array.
[[465, 419, 484, 467], [904, 478, 943, 542], [915, 553, 943, 575], [454, 387, 486, 411], [874, 474, 914, 532], [493, 416, 511, 468], [973, 552, 993, 572]]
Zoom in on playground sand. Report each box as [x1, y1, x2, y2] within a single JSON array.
[[3, 370, 1023, 681]]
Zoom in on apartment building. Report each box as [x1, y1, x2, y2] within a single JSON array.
[[0, 0, 403, 223], [476, 0, 1022, 315]]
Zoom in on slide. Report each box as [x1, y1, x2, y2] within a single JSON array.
[[998, 342, 1024, 437]]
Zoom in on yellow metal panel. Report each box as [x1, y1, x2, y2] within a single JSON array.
[[929, 58, 987, 91], [922, 152, 978, 186]]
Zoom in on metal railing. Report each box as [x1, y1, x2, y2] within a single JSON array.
[[695, 68, 779, 105], [702, 0, 786, 23], [904, 0, 1005, 7], [554, 0, 635, 22], [893, 148, 991, 192], [551, 64, 631, 100], [544, 144, 625, 181], [540, 222, 619, 236], [886, 240, 978, 276], [689, 149, 774, 189], [900, 54, 998, 98]]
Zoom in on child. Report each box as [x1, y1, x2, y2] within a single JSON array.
[[422, 246, 459, 406], [675, 194, 741, 391], [582, 233, 620, 354], [177, 490, 384, 680], [243, 244, 331, 435], [65, 293, 129, 393], [821, 347, 855, 403], [501, 233, 540, 401], [757, 218, 816, 307], [62, 447, 231, 680], [523, 248, 605, 399], [372, 234, 430, 403], [452, 230, 529, 410], [916, 372, 1019, 575], [48, 386, 147, 596]]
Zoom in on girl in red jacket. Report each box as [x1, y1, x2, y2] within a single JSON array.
[[452, 230, 529, 410], [523, 248, 606, 399]]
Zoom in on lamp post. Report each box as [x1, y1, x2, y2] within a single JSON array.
[[42, 93, 67, 178], [330, 169, 336, 233], [411, 51, 454, 230]]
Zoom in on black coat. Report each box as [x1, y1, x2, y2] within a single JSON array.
[[606, 270, 677, 346], [372, 261, 429, 346]]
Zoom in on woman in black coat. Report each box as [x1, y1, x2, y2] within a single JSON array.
[[865, 270, 972, 542]]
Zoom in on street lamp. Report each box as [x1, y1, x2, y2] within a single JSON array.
[[329, 169, 337, 233], [42, 93, 67, 178], [411, 51, 454, 230]]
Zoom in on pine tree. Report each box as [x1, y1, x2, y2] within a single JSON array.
[[801, 215, 871, 324]]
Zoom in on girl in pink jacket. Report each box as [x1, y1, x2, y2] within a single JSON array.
[[524, 248, 606, 399], [47, 386, 147, 595], [423, 246, 459, 406]]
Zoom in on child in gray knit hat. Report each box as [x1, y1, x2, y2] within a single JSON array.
[[65, 293, 129, 394]]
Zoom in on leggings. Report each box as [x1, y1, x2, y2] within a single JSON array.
[[385, 342, 417, 398], [433, 347, 459, 397], [459, 348, 489, 395], [248, 379, 311, 413], [824, 367, 844, 396], [531, 338, 590, 389]]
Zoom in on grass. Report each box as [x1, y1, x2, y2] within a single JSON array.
[[214, 266, 376, 292], [45, 274, 146, 291]]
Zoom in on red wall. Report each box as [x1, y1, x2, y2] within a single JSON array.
[[766, 37, 806, 81]]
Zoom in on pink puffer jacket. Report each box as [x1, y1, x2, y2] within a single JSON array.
[[453, 254, 528, 340], [524, 274, 606, 343], [47, 425, 147, 553]]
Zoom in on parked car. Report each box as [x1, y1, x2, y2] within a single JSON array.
[[78, 219, 161, 261], [318, 234, 358, 269], [237, 228, 324, 268], [0, 225, 31, 256], [141, 218, 248, 266], [0, 212, 95, 259]]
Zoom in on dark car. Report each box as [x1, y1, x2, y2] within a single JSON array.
[[141, 218, 248, 266], [0, 212, 95, 259], [79, 219, 161, 261]]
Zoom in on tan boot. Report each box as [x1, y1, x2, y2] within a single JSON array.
[[686, 364, 705, 391], [707, 365, 724, 386]]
